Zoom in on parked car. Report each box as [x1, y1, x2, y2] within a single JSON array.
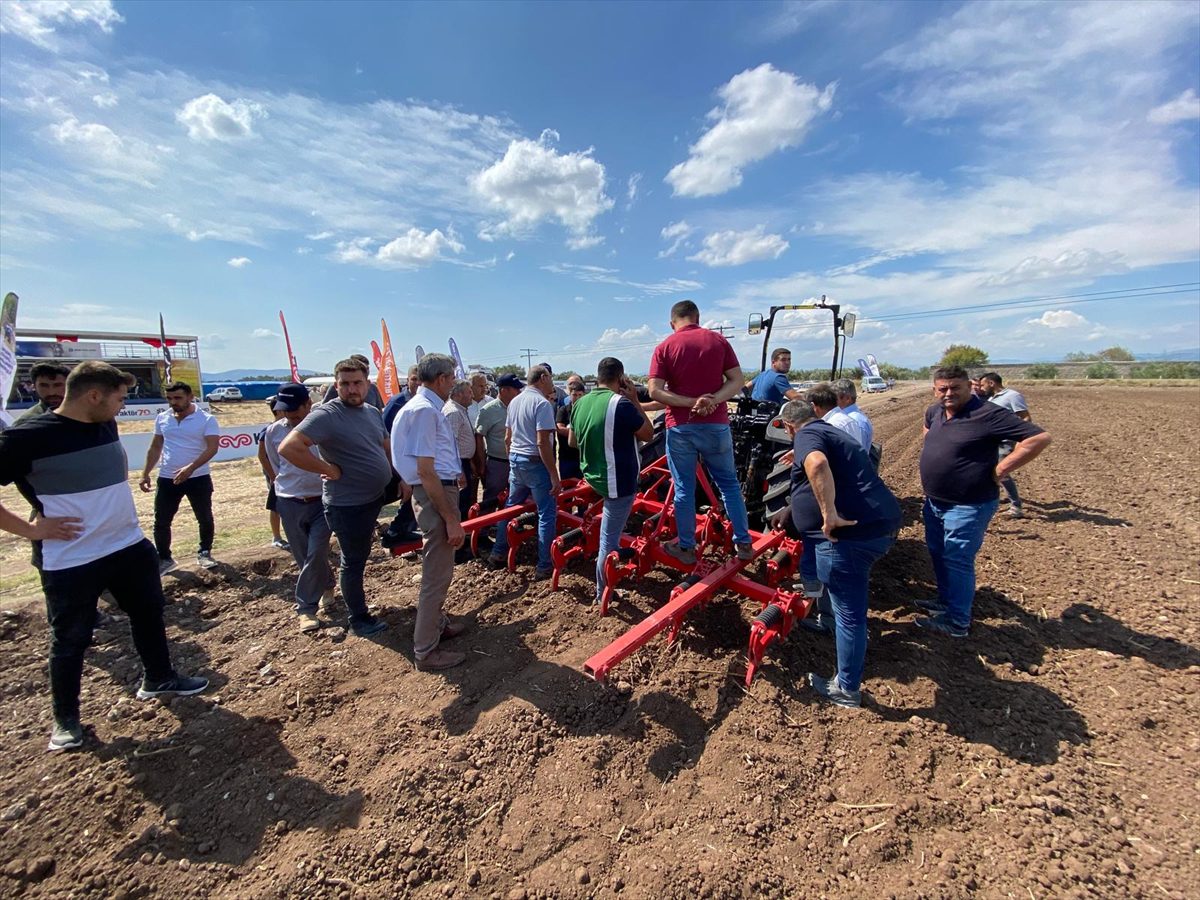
[[205, 386, 243, 402], [861, 376, 888, 394]]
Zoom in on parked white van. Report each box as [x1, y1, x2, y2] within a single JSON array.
[[862, 376, 888, 394]]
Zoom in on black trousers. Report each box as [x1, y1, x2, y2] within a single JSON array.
[[40, 539, 175, 721], [154, 474, 214, 558]]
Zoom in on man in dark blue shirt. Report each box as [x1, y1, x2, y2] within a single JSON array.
[[748, 348, 801, 404], [917, 366, 1051, 637], [780, 398, 901, 708]]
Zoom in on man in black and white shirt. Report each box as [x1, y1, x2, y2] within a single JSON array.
[[0, 361, 208, 752]]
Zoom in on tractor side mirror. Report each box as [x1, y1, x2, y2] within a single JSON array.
[[841, 313, 857, 338], [748, 314, 763, 335]]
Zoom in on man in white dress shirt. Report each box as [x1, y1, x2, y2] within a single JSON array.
[[832, 378, 874, 451]]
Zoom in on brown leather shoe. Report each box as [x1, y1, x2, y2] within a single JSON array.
[[416, 649, 466, 671], [441, 619, 468, 640]]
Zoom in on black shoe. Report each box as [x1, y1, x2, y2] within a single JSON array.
[[454, 548, 474, 565], [351, 618, 388, 638], [798, 613, 835, 635], [136, 674, 209, 700], [913, 597, 948, 615], [48, 718, 83, 752], [484, 553, 507, 570], [532, 567, 553, 582], [381, 529, 423, 548], [808, 672, 861, 708], [915, 614, 968, 638]]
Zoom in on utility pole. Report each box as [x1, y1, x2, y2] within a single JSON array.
[[519, 348, 539, 371], [711, 325, 734, 338]]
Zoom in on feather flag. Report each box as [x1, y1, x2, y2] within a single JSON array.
[[279, 310, 301, 383], [0, 293, 19, 427], [158, 313, 173, 384], [370, 340, 385, 399], [448, 338, 466, 380], [379, 319, 400, 401]]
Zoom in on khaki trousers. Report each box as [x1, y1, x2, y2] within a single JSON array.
[[411, 484, 459, 659]]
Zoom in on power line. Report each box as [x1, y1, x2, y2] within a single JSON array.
[[519, 348, 539, 370]]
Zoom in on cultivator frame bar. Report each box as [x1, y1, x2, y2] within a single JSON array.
[[390, 453, 814, 685]]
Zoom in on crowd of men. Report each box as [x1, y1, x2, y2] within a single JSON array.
[[0, 299, 1052, 750]]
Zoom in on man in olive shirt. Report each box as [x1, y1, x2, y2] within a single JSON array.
[[280, 358, 392, 637], [18, 363, 68, 420]]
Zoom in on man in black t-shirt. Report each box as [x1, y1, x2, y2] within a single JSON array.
[[0, 361, 209, 752], [779, 398, 900, 708], [916, 366, 1051, 638], [555, 380, 585, 479]]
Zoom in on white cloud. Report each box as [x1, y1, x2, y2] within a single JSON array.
[[473, 129, 613, 244], [91, 91, 117, 108], [306, 230, 335, 241], [334, 227, 464, 269], [227, 256, 252, 268], [542, 262, 702, 295], [1027, 310, 1088, 329], [205, 333, 229, 350], [595, 324, 660, 349], [658, 220, 695, 258], [982, 249, 1127, 288], [0, 0, 122, 50], [626, 172, 642, 208], [1148, 88, 1200, 125], [566, 234, 604, 251], [252, 328, 280, 339], [177, 93, 266, 141], [48, 115, 160, 183], [688, 226, 789, 267], [295, 246, 312, 255], [665, 64, 835, 197]]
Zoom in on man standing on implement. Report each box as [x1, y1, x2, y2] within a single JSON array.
[[647, 300, 754, 565], [392, 354, 469, 670]]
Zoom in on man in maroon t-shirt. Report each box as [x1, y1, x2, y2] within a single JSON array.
[[647, 300, 753, 565]]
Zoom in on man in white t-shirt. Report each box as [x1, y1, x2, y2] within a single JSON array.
[[139, 382, 221, 574], [980, 372, 1031, 519]]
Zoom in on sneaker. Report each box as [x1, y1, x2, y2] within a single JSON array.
[[381, 529, 423, 549], [196, 551, 217, 570], [350, 618, 388, 638], [1009, 506, 1024, 520], [798, 613, 835, 635], [915, 614, 968, 638], [440, 619, 468, 640], [808, 672, 862, 708], [532, 567, 553, 582], [662, 540, 697, 566], [913, 597, 948, 615], [136, 674, 210, 700], [298, 612, 321, 633], [272, 538, 290, 551], [319, 590, 337, 614], [48, 718, 83, 752], [416, 649, 466, 671], [484, 553, 507, 571], [799, 579, 824, 599], [734, 542, 754, 561], [158, 557, 178, 576]]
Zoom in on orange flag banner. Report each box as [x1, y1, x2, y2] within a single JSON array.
[[379, 319, 400, 401]]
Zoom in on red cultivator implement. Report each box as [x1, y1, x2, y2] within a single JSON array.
[[390, 449, 815, 686]]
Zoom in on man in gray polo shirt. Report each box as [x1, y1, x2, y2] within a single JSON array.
[[979, 372, 1031, 519], [475, 374, 523, 513], [486, 365, 561, 579], [279, 358, 392, 637], [265, 384, 335, 633], [393, 354, 469, 670]]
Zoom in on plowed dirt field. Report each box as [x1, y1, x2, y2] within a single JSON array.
[[1, 383, 1198, 899]]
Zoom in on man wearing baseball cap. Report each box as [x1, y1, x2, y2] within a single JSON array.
[[474, 374, 523, 514], [264, 383, 335, 632]]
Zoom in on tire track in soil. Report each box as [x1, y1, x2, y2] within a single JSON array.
[[0, 383, 1197, 899]]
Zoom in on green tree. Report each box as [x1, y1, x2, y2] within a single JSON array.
[[1064, 350, 1096, 362], [492, 363, 524, 377], [938, 344, 989, 369], [1097, 346, 1134, 362], [1085, 362, 1118, 379], [1025, 364, 1059, 379]]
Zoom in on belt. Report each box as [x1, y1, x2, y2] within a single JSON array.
[[440, 479, 459, 486], [487, 455, 508, 462], [281, 495, 322, 503]]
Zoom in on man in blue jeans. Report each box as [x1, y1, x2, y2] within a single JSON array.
[[917, 366, 1051, 637], [779, 399, 900, 708], [486, 365, 561, 579], [568, 357, 655, 604], [280, 357, 393, 637], [647, 299, 754, 564]]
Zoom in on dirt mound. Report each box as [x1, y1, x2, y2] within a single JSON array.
[[0, 384, 1197, 898]]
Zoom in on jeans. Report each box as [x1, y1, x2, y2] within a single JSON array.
[[799, 534, 833, 618], [595, 493, 636, 602], [815, 533, 895, 693], [153, 474, 214, 558], [998, 444, 1021, 507], [40, 539, 175, 721], [411, 484, 458, 659], [492, 454, 557, 572], [664, 424, 751, 548], [323, 497, 384, 625], [481, 457, 509, 513], [276, 497, 334, 613], [923, 497, 999, 628]]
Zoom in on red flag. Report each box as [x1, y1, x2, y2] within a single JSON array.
[[379, 319, 400, 401], [279, 311, 301, 383], [370, 340, 385, 399]]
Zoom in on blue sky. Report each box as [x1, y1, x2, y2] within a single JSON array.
[[1, 0, 1198, 375]]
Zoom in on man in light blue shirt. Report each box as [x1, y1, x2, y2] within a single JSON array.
[[748, 348, 802, 405], [833, 379, 874, 451], [392, 353, 469, 671], [486, 365, 561, 579]]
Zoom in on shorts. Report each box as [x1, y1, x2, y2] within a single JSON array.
[[265, 479, 278, 512]]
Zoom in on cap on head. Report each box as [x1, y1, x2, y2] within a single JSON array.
[[496, 373, 525, 390], [539, 362, 553, 375], [273, 383, 310, 411]]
